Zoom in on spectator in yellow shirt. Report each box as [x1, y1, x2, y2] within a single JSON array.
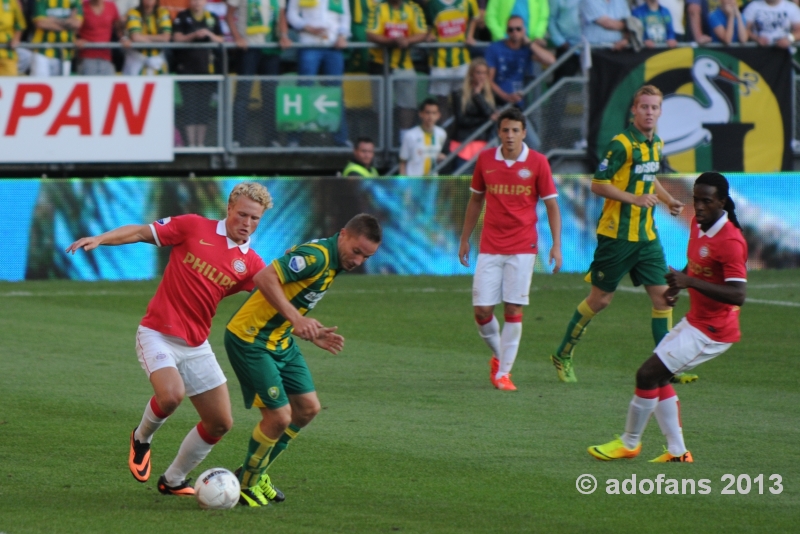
[[0, 0, 26, 75]]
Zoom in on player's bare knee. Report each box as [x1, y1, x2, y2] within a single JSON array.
[[635, 365, 659, 390], [156, 393, 183, 415], [265, 406, 293, 433], [300, 400, 321, 425], [202, 418, 231, 438], [587, 288, 613, 312], [214, 415, 234, 436], [473, 306, 494, 322]]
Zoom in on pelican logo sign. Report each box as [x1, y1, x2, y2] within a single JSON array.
[[589, 48, 792, 172]]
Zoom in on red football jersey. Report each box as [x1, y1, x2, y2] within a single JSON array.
[[140, 214, 266, 346], [685, 213, 748, 343], [470, 145, 558, 255]]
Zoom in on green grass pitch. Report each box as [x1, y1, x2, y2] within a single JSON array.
[[1, 271, 799, 533]]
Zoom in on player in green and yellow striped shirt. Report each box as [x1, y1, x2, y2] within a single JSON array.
[[224, 214, 382, 507], [31, 0, 82, 75], [550, 85, 691, 384]]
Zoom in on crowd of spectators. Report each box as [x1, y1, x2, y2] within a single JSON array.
[[3, 0, 796, 76], [0, 0, 798, 162]]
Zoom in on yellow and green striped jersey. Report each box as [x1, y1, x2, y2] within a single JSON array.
[[0, 0, 25, 60], [32, 0, 82, 60], [592, 125, 663, 242], [351, 0, 378, 25], [427, 0, 477, 68], [126, 6, 172, 57], [367, 0, 426, 70], [227, 234, 342, 352]]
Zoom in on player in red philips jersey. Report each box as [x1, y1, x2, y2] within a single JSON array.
[[588, 172, 748, 462], [67, 183, 294, 497], [459, 107, 562, 391]]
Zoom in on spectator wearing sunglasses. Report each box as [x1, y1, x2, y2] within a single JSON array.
[[484, 15, 552, 150]]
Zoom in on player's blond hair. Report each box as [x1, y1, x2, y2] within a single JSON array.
[[228, 182, 273, 211], [632, 85, 663, 107]]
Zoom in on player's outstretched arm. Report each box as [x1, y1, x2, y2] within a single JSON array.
[[544, 197, 562, 273], [654, 179, 685, 216], [65, 224, 155, 254], [665, 267, 746, 306], [311, 326, 345, 355], [459, 192, 486, 267], [252, 266, 324, 340], [591, 182, 658, 208]]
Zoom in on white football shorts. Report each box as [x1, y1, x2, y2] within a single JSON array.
[[135, 325, 226, 397], [472, 253, 537, 306], [654, 318, 732, 374]]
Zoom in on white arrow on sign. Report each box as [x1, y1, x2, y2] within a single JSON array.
[[314, 94, 338, 113]]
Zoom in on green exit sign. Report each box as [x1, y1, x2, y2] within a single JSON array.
[[276, 86, 342, 132]]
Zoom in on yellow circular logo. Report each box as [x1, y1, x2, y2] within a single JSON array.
[[598, 49, 784, 173]]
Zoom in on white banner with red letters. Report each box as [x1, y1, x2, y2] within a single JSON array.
[[0, 77, 174, 163]]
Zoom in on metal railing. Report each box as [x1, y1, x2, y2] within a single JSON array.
[[434, 43, 582, 175]]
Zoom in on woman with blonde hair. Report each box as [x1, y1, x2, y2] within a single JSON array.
[[450, 57, 499, 168]]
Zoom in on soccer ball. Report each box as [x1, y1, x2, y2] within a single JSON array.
[[194, 468, 240, 510]]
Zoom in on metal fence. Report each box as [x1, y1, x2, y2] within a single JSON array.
[[10, 41, 800, 166], [225, 75, 384, 153], [174, 76, 225, 154]]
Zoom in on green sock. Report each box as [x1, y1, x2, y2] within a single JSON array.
[[651, 308, 673, 346], [266, 424, 301, 469], [555, 299, 596, 358], [239, 424, 277, 489]]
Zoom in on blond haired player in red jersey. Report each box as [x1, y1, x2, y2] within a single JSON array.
[[66, 182, 304, 499], [459, 107, 562, 391], [588, 172, 748, 462]]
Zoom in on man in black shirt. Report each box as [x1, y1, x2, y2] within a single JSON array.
[[173, 0, 224, 146]]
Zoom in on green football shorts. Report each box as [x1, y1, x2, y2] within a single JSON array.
[[224, 330, 316, 410], [585, 236, 669, 292]]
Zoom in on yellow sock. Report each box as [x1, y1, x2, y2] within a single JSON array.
[[239, 424, 278, 488]]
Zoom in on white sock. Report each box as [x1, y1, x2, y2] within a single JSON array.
[[135, 397, 168, 444], [164, 423, 220, 486], [476, 316, 502, 358], [621, 392, 659, 449], [496, 315, 522, 379], [655, 392, 687, 456]]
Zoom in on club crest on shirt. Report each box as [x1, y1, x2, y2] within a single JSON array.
[[598, 159, 609, 172], [232, 258, 247, 274], [268, 386, 280, 399], [518, 168, 532, 179], [156, 217, 171, 226], [289, 256, 307, 273], [699, 245, 710, 258]]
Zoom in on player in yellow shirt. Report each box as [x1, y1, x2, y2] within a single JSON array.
[[0, 0, 25, 76]]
